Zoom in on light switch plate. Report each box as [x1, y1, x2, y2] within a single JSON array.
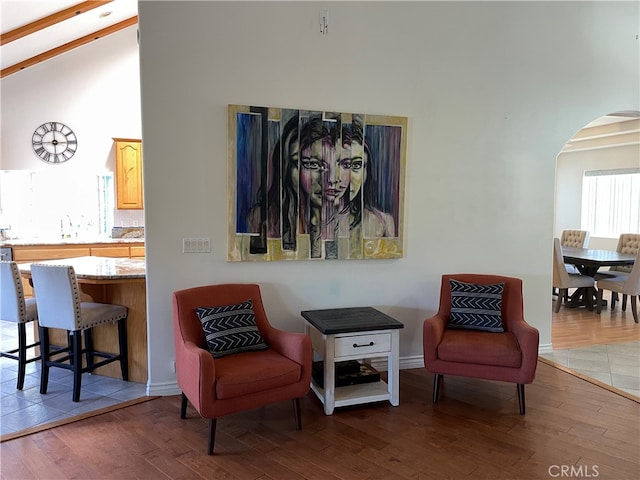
[[182, 237, 211, 253]]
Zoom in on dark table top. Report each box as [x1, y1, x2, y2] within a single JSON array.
[[301, 307, 404, 335], [562, 247, 636, 267]]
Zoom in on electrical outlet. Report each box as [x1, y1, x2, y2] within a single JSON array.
[[182, 237, 211, 253]]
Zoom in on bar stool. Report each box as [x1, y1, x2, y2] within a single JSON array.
[[30, 263, 129, 402], [0, 261, 39, 390]]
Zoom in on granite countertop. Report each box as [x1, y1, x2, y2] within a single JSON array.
[[2, 237, 144, 247], [17, 256, 146, 280]]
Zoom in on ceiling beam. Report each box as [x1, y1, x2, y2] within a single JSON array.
[[0, 1, 113, 46], [1, 16, 138, 79]]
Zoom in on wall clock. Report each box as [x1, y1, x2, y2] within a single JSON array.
[[32, 122, 77, 164]]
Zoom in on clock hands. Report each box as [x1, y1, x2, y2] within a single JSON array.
[[41, 132, 70, 154]]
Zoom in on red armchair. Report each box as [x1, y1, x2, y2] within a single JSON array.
[[172, 283, 312, 454], [423, 274, 539, 414]]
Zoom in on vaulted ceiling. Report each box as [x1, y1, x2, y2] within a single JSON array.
[[0, 0, 138, 78], [1, 0, 637, 143]]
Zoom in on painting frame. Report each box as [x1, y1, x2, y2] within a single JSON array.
[[227, 104, 407, 262]]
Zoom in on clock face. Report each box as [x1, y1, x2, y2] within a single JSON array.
[[32, 122, 77, 164]]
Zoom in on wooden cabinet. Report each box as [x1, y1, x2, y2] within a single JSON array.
[[12, 242, 144, 262], [13, 245, 91, 262], [114, 138, 143, 210], [91, 246, 130, 257]]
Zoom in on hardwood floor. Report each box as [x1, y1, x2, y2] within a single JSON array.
[[2, 362, 639, 480], [2, 300, 638, 480], [551, 293, 640, 349]]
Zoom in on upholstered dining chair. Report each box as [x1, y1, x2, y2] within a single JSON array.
[[0, 261, 39, 390], [560, 229, 590, 275], [423, 274, 539, 414], [30, 264, 129, 402], [552, 238, 596, 312], [560, 229, 590, 248], [600, 233, 640, 311], [172, 283, 312, 455], [595, 249, 640, 323]]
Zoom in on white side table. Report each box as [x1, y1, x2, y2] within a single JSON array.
[[301, 307, 404, 415]]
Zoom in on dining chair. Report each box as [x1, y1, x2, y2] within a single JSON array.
[[595, 249, 640, 323], [560, 229, 590, 275], [552, 238, 596, 312], [30, 263, 129, 402], [601, 233, 640, 310], [561, 229, 590, 248], [0, 261, 40, 390]]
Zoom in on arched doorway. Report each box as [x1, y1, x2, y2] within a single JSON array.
[[555, 110, 640, 251], [544, 110, 640, 398]]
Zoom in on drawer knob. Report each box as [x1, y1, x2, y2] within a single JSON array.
[[353, 341, 374, 348]]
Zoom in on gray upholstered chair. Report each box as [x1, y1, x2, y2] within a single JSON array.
[[552, 238, 595, 312], [30, 264, 129, 402], [596, 249, 640, 323], [0, 261, 39, 390]]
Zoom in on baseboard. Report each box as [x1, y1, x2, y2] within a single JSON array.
[[148, 356, 426, 396], [538, 343, 553, 354], [151, 351, 558, 394], [147, 381, 181, 397], [370, 355, 424, 372]]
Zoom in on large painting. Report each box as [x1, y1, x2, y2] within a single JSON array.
[[228, 105, 407, 261]]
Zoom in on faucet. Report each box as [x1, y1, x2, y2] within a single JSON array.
[[60, 215, 73, 238]]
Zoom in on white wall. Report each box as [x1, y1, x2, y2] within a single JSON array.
[[0, 26, 144, 234], [555, 136, 639, 251], [138, 1, 639, 394]]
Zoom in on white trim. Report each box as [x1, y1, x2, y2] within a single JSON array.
[[570, 128, 640, 143], [561, 140, 640, 154], [538, 343, 553, 354], [147, 381, 180, 397], [148, 356, 427, 397], [148, 351, 551, 397], [371, 354, 424, 372]]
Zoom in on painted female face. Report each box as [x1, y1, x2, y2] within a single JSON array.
[[288, 138, 300, 195], [347, 140, 366, 201], [300, 138, 351, 208]]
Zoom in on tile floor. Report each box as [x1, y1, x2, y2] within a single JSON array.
[[0, 320, 147, 437], [539, 340, 640, 398]]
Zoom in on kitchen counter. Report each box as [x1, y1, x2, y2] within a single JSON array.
[[18, 255, 148, 384], [18, 256, 145, 281]]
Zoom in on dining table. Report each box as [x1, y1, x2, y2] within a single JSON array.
[[562, 247, 636, 276], [561, 247, 636, 309]]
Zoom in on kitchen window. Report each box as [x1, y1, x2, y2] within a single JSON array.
[[0, 170, 114, 239]]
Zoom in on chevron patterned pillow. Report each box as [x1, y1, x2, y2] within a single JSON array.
[[195, 299, 268, 358], [448, 280, 505, 333]]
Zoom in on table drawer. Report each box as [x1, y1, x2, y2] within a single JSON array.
[[335, 333, 391, 357]]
